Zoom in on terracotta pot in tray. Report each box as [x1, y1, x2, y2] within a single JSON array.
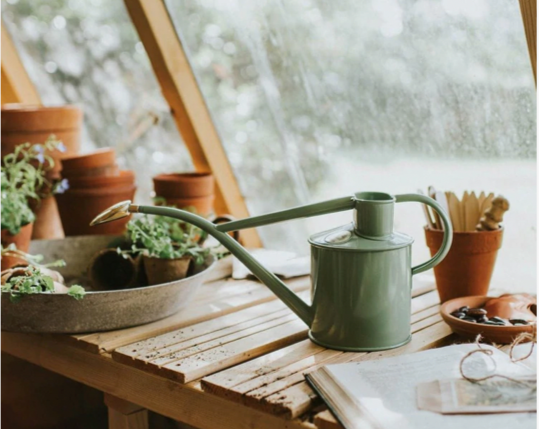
[[1, 223, 34, 269], [142, 255, 192, 286]]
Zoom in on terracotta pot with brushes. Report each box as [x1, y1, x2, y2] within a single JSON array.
[[1, 223, 34, 269], [425, 227, 504, 303], [1, 104, 83, 240], [153, 172, 215, 216]]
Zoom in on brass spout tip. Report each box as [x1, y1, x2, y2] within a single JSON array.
[[90, 200, 139, 226]]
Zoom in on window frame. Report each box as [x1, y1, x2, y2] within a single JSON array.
[[1, 0, 535, 248]]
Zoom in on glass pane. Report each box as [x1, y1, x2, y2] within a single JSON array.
[[2, 0, 193, 203], [165, 0, 536, 288]]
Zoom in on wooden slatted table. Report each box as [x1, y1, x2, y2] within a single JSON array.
[[2, 258, 461, 429]]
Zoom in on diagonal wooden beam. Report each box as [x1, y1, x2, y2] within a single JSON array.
[[1, 24, 41, 104], [519, 0, 537, 85], [124, 0, 262, 247]]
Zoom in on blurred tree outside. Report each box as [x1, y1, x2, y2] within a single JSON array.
[[2, 0, 536, 253]]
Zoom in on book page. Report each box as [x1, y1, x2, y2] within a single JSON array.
[[326, 344, 536, 429]]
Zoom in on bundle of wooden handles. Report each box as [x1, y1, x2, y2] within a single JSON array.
[[421, 187, 509, 232]]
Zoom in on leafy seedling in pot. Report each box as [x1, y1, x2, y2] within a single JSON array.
[[119, 215, 215, 285]]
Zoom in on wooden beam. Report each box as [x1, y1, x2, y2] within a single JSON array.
[[1, 25, 41, 104], [2, 333, 311, 429], [124, 0, 262, 247], [519, 0, 537, 84], [105, 393, 149, 429]]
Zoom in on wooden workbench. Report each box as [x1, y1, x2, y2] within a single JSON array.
[[2, 258, 457, 429]]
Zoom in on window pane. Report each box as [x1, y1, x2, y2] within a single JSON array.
[[165, 0, 536, 288], [2, 0, 193, 203]]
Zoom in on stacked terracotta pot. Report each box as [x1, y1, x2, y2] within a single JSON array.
[[1, 104, 83, 239], [55, 148, 136, 236], [152, 173, 214, 216]]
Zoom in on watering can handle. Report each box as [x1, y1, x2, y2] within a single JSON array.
[[395, 194, 453, 276]]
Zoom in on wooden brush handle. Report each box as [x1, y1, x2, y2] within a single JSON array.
[[476, 195, 509, 231]]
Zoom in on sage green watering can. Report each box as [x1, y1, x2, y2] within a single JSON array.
[[91, 192, 452, 351]]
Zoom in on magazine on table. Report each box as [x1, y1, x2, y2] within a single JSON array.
[[305, 344, 536, 429]]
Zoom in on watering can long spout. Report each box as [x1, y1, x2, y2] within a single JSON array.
[[90, 200, 355, 326]]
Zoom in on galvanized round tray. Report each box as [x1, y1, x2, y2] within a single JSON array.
[[2, 235, 215, 333]]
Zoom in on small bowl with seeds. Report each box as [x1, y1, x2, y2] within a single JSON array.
[[440, 295, 536, 344]]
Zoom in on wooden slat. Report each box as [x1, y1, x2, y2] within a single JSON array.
[[2, 333, 314, 429], [203, 340, 326, 396], [113, 291, 311, 383], [1, 26, 41, 104], [200, 291, 442, 416], [67, 276, 310, 354], [261, 321, 452, 419], [160, 318, 307, 383], [201, 282, 436, 397], [202, 314, 442, 411], [114, 301, 291, 363], [124, 0, 261, 247], [519, 0, 537, 84], [313, 410, 339, 429], [410, 303, 440, 324]]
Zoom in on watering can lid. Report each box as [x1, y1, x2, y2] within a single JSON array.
[[308, 223, 413, 252]]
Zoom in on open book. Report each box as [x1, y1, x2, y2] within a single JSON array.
[[306, 344, 536, 429]]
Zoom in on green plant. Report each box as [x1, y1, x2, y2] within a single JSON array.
[[123, 215, 210, 265], [1, 137, 68, 234], [1, 265, 85, 303]]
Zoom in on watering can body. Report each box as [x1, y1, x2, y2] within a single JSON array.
[[91, 192, 452, 351], [309, 225, 414, 350]]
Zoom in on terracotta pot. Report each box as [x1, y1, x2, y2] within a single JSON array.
[[88, 249, 138, 291], [66, 170, 134, 190], [61, 148, 117, 178], [153, 173, 214, 198], [425, 227, 504, 304], [1, 223, 34, 269], [63, 163, 119, 179], [142, 255, 191, 286], [158, 196, 215, 216], [30, 196, 64, 240], [55, 185, 136, 236], [1, 104, 83, 239], [1, 104, 82, 162]]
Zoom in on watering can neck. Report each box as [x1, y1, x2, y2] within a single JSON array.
[[353, 192, 395, 241]]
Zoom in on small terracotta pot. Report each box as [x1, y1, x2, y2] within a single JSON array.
[[61, 148, 117, 178], [425, 227, 504, 304], [31, 196, 64, 239], [2, 104, 83, 239], [67, 170, 134, 190], [88, 249, 138, 290], [153, 173, 214, 198], [55, 185, 136, 236], [142, 255, 191, 286], [1, 223, 34, 269], [159, 196, 215, 216]]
